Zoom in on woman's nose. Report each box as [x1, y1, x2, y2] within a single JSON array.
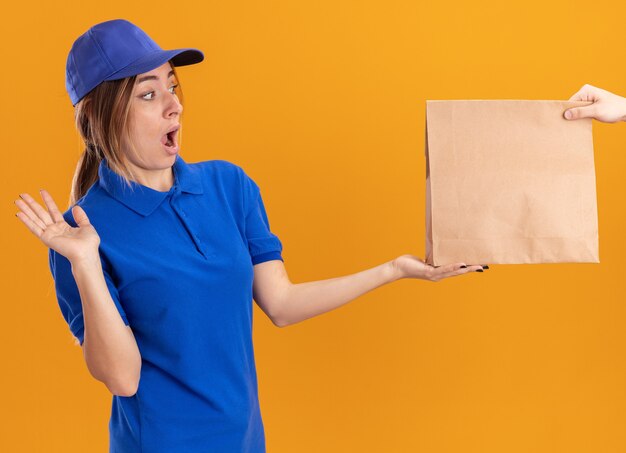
[[165, 93, 183, 117]]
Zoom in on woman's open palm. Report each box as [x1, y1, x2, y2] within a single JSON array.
[[15, 189, 100, 263], [392, 254, 486, 282]]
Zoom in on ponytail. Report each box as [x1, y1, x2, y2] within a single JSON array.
[[69, 143, 102, 206]]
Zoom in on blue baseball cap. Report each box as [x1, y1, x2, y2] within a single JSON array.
[[66, 19, 204, 106]]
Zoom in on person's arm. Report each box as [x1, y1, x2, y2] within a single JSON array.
[[16, 190, 141, 396], [252, 256, 485, 328], [564, 84, 626, 122], [70, 254, 141, 396], [239, 166, 485, 327]]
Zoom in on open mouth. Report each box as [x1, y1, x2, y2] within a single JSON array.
[[161, 128, 179, 151]]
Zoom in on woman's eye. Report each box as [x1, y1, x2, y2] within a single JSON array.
[[141, 85, 178, 100]]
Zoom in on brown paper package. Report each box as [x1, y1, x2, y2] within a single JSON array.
[[425, 100, 599, 266]]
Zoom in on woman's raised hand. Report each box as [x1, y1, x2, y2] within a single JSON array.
[[15, 189, 100, 263]]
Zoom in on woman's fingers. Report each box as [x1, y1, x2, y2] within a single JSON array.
[[463, 264, 486, 273], [395, 255, 490, 282], [428, 263, 465, 280], [16, 192, 54, 226], [14, 197, 47, 231], [437, 262, 483, 274], [434, 262, 467, 274], [431, 263, 486, 280], [72, 205, 91, 227], [39, 189, 65, 224], [15, 210, 44, 238]]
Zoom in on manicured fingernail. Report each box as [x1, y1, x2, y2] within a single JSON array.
[[460, 265, 467, 269], [482, 265, 489, 270], [564, 110, 572, 119], [476, 269, 484, 272]]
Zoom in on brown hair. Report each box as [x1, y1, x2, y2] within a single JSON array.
[[69, 62, 184, 206]]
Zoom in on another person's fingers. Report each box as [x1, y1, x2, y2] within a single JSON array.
[[565, 84, 599, 119], [564, 84, 626, 122], [564, 104, 597, 120], [568, 84, 597, 102]]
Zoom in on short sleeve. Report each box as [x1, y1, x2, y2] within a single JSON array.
[[48, 248, 130, 346], [243, 173, 284, 265]]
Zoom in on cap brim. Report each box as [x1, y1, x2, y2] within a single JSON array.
[[103, 48, 204, 81]]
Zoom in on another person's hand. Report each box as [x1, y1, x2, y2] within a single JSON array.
[[564, 84, 626, 123], [15, 189, 100, 263], [391, 254, 487, 282]]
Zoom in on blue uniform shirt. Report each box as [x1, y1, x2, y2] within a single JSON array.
[[48, 155, 284, 452]]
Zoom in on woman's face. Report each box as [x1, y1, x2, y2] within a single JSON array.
[[123, 61, 182, 177]]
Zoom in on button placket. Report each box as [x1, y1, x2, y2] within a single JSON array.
[[171, 195, 209, 260]]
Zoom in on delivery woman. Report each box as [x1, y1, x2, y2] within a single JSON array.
[[14, 18, 484, 452]]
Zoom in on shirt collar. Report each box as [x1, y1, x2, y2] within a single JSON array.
[[98, 154, 203, 216]]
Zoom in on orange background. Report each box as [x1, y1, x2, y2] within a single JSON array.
[[2, 1, 625, 452]]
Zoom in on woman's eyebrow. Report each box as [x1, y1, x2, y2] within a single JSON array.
[[136, 69, 176, 85]]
